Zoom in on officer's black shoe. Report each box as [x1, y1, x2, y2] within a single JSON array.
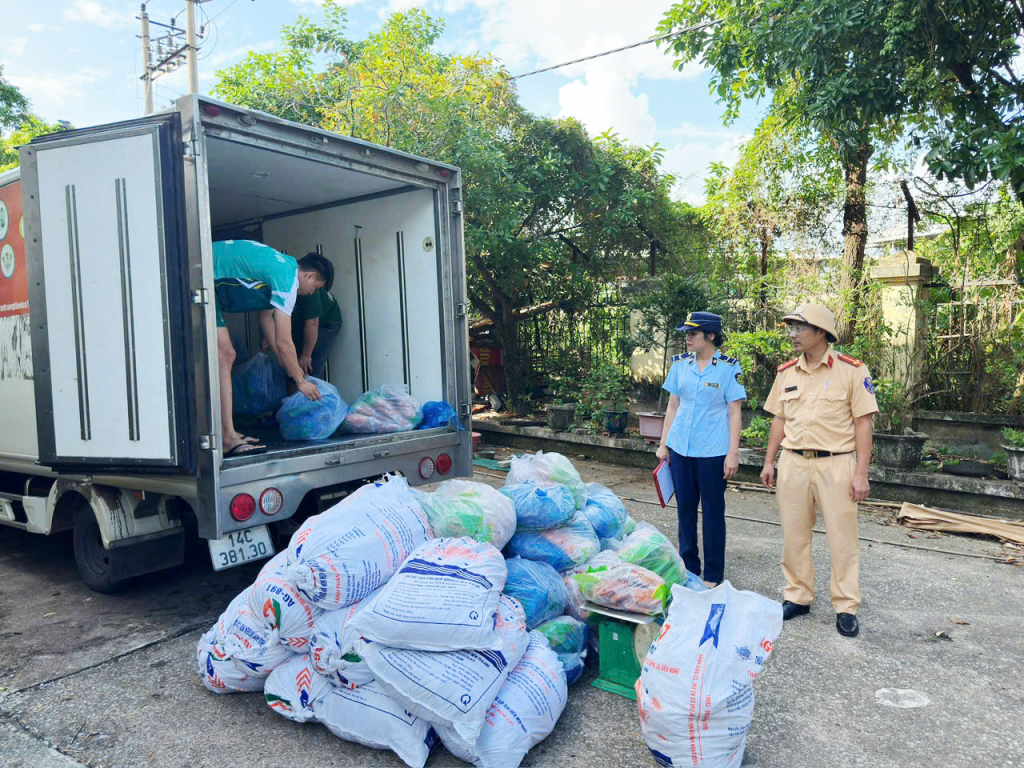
[[836, 613, 859, 637], [782, 601, 810, 620]]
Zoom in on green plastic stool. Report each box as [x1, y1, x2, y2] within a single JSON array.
[[585, 602, 661, 700]]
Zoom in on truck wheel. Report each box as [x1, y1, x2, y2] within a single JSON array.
[[73, 505, 125, 593]]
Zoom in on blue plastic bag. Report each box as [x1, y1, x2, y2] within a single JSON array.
[[503, 513, 600, 572], [418, 401, 459, 429], [276, 377, 350, 441], [502, 557, 568, 630], [499, 483, 575, 532], [232, 352, 288, 416], [580, 482, 628, 539], [535, 616, 588, 685]]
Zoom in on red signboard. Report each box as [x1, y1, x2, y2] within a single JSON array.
[[0, 179, 28, 318]]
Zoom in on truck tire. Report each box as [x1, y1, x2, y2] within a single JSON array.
[[73, 505, 126, 593]]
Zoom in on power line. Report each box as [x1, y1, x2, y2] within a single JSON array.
[[508, 18, 722, 80]]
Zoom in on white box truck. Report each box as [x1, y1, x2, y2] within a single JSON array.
[[0, 95, 472, 591]]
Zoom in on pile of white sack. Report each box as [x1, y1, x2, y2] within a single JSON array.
[[196, 472, 568, 768], [197, 451, 780, 768]]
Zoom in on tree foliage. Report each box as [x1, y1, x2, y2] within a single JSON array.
[[0, 66, 29, 134], [659, 0, 916, 342], [881, 0, 1024, 203], [215, 2, 685, 409]]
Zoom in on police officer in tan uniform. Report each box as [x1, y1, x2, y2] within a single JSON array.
[[760, 304, 878, 637]]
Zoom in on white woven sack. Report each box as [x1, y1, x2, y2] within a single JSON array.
[[351, 537, 508, 651], [315, 681, 440, 768], [361, 594, 529, 746]]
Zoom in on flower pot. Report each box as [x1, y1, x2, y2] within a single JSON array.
[[872, 433, 928, 470], [602, 410, 628, 434], [472, 431, 482, 451], [1004, 445, 1024, 483], [637, 412, 667, 445], [547, 403, 577, 432]]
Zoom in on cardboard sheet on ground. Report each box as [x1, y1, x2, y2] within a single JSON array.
[[897, 502, 1024, 545]]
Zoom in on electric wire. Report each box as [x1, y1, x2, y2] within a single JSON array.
[[508, 18, 722, 80]]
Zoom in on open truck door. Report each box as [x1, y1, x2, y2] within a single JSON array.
[[19, 114, 195, 473]]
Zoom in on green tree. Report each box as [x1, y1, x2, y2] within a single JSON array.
[[701, 107, 843, 318], [1, 115, 66, 171], [881, 1, 1024, 204], [0, 66, 29, 133], [215, 4, 682, 409], [659, 1, 912, 342]]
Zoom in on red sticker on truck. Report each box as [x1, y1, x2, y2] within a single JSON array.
[[0, 180, 29, 318]]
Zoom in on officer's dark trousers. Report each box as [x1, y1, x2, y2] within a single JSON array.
[[669, 449, 726, 583]]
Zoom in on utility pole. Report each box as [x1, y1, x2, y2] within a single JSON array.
[[185, 0, 199, 95], [140, 4, 154, 114]]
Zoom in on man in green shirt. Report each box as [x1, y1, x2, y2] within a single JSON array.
[[213, 240, 334, 456], [291, 270, 343, 380]]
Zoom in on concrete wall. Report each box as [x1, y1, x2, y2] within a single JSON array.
[[912, 411, 1024, 459]]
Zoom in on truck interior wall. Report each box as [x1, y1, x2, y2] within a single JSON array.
[[261, 188, 444, 405]]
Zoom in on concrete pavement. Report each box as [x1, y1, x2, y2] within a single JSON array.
[[0, 451, 1020, 767]]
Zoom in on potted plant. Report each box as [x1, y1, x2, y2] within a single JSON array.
[[1002, 427, 1024, 482], [871, 377, 929, 469], [577, 360, 631, 434], [546, 362, 581, 432], [626, 275, 712, 444]]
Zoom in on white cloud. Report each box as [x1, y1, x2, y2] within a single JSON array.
[[28, 24, 47, 32], [661, 131, 747, 205], [6, 68, 111, 118], [8, 38, 28, 58], [205, 40, 278, 70], [63, 0, 134, 29], [558, 70, 656, 146]]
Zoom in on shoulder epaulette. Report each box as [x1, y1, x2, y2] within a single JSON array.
[[777, 358, 799, 372], [672, 352, 693, 362], [837, 353, 863, 367], [718, 353, 739, 365]]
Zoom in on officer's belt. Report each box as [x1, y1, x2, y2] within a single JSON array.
[[786, 448, 853, 459]]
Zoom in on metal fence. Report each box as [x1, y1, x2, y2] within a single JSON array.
[[517, 287, 632, 388], [921, 284, 1023, 412]]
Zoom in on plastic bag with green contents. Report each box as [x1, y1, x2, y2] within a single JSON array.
[[506, 451, 588, 510], [413, 480, 517, 549], [535, 615, 588, 685], [573, 559, 669, 616], [605, 522, 686, 589]]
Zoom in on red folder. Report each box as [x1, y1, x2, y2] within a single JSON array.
[[653, 458, 675, 508]]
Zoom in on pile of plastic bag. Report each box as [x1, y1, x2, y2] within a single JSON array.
[[276, 377, 349, 440], [196, 450, 773, 768], [341, 385, 423, 433], [232, 352, 288, 416]]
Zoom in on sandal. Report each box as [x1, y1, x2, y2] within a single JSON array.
[[224, 442, 267, 457]]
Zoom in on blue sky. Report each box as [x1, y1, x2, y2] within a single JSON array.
[[4, 0, 767, 202]]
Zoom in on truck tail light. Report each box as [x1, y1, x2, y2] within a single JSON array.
[[418, 457, 435, 480], [230, 494, 256, 522], [436, 453, 453, 475], [260, 488, 283, 516]]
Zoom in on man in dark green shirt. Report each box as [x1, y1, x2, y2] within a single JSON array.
[[291, 275, 342, 381]]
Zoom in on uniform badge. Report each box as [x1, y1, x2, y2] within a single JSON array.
[[735, 372, 743, 384], [864, 376, 875, 395]]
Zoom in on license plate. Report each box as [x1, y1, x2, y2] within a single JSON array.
[[208, 525, 275, 571]]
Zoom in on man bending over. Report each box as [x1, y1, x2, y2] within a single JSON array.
[[213, 240, 333, 456]]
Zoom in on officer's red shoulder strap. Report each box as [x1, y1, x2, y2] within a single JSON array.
[[777, 358, 799, 372], [837, 353, 864, 367]]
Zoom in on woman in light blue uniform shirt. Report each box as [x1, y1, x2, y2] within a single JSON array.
[[655, 312, 746, 587]]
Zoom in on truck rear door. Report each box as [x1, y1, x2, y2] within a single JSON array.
[[19, 114, 195, 472]]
